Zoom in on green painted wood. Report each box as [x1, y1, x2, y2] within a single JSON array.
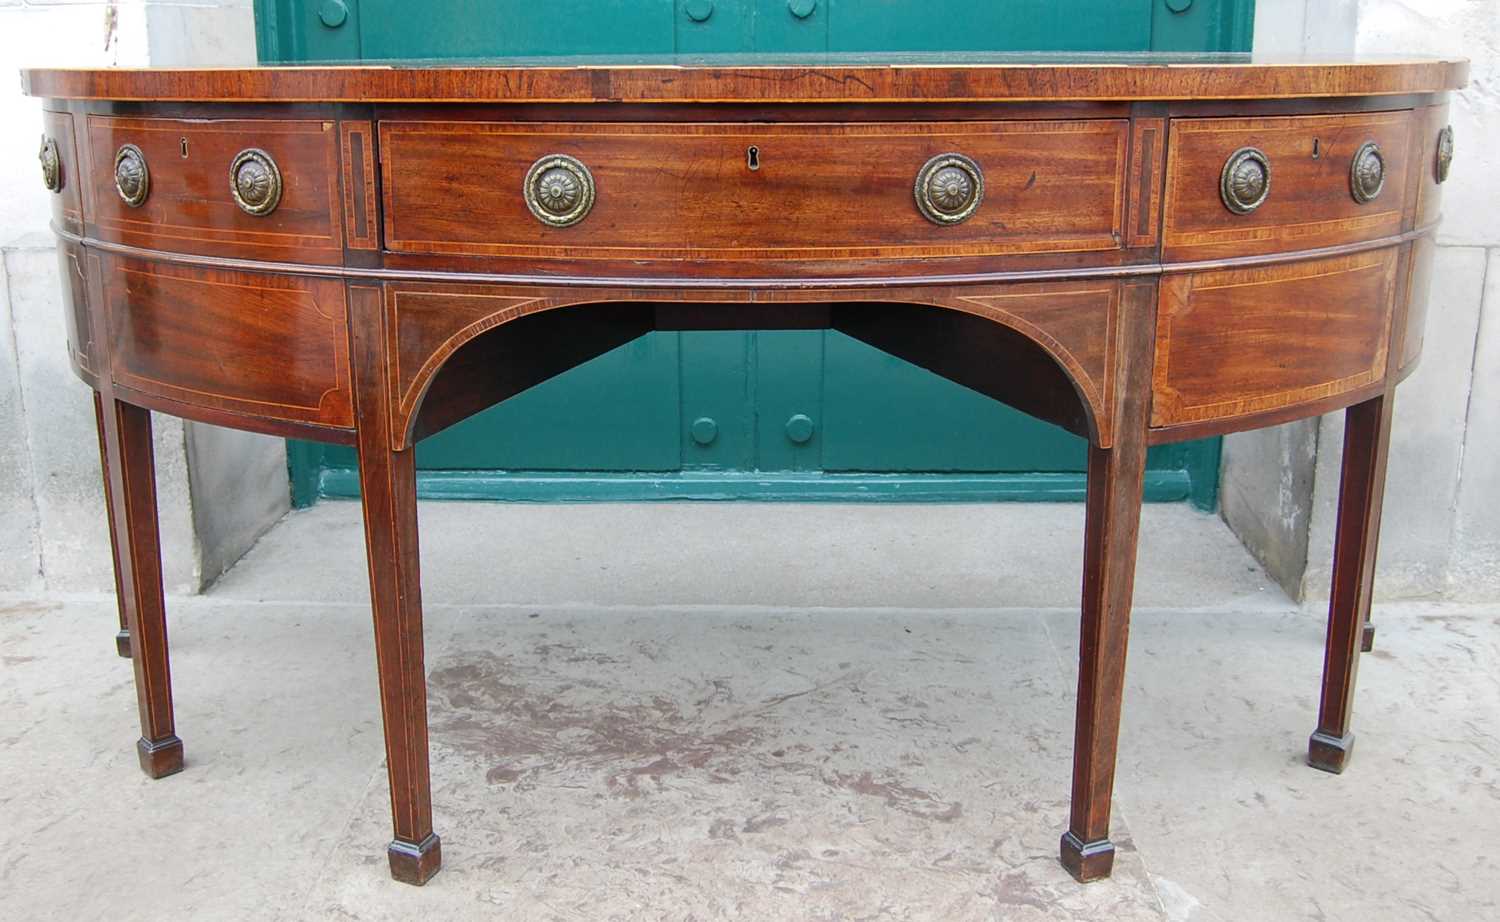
[[313, 468, 1196, 504], [1152, 0, 1256, 53], [680, 332, 754, 470], [258, 0, 1249, 509], [827, 1, 1152, 52], [755, 331, 825, 472], [357, 1, 675, 60]]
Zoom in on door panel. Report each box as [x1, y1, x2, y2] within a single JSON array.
[[822, 332, 1087, 472], [360, 1, 676, 58], [828, 1, 1151, 52]]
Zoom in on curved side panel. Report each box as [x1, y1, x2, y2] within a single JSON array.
[[102, 254, 354, 429], [58, 241, 99, 388], [386, 279, 1124, 451], [1397, 234, 1435, 381], [1151, 248, 1398, 431]]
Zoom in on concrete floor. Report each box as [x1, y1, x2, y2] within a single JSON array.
[[2, 501, 1497, 921]]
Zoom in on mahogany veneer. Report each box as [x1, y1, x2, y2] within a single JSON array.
[[23, 54, 1466, 891]]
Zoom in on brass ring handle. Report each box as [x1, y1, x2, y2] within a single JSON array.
[[39, 134, 61, 193], [1350, 141, 1385, 204], [230, 148, 283, 216], [1436, 125, 1454, 184], [524, 154, 596, 228], [915, 153, 985, 226], [114, 143, 150, 208], [1220, 146, 1270, 215]]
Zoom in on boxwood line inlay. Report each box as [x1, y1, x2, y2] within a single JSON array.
[[23, 53, 1466, 888]]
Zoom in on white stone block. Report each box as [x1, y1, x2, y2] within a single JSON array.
[[1304, 245, 1488, 600], [0, 254, 43, 591], [1357, 0, 1500, 248], [4, 243, 199, 594], [1448, 248, 1500, 600]]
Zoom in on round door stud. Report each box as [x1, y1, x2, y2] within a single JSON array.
[[1164, 0, 1193, 11], [1350, 141, 1385, 204], [230, 148, 283, 216], [690, 417, 719, 446], [788, 0, 817, 19], [1436, 125, 1454, 183], [524, 154, 596, 228], [684, 0, 714, 22], [915, 153, 985, 226], [114, 143, 150, 208], [784, 414, 815, 444], [1220, 146, 1270, 215], [39, 135, 61, 193], [317, 0, 348, 28]]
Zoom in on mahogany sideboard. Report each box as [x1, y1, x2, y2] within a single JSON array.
[[22, 53, 1468, 887]]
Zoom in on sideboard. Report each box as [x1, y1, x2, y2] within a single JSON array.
[[23, 53, 1467, 886]]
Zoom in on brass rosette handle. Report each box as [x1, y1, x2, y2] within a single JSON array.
[[915, 153, 985, 225], [114, 143, 150, 208], [39, 135, 62, 193], [1349, 141, 1385, 204], [524, 154, 596, 228], [1220, 147, 1270, 215], [230, 148, 283, 216], [1435, 125, 1454, 184]]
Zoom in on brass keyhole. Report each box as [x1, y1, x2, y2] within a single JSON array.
[[1312, 138, 1320, 159], [180, 137, 190, 158], [747, 145, 760, 171]]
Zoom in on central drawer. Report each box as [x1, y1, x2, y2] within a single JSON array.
[[379, 120, 1130, 263]]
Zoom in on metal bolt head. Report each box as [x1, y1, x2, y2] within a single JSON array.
[[690, 417, 719, 446], [788, 0, 817, 19], [318, 0, 348, 28], [684, 0, 714, 23], [784, 414, 815, 445]]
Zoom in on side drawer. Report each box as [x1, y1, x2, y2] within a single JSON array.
[[86, 116, 344, 264], [104, 256, 353, 428], [380, 119, 1131, 263], [1151, 249, 1398, 428], [1162, 111, 1413, 262]]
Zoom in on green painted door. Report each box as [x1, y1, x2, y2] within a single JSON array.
[[259, 1, 1254, 509]]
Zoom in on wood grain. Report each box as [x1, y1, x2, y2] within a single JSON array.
[[1151, 249, 1397, 427], [1162, 111, 1414, 261], [86, 116, 345, 264], [348, 284, 443, 886], [42, 109, 84, 235], [21, 58, 1467, 104], [380, 280, 1120, 449], [104, 256, 353, 428], [381, 119, 1129, 262], [1060, 280, 1155, 883], [340, 120, 380, 251]]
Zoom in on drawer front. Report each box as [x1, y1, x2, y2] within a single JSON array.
[[42, 110, 85, 236], [1152, 249, 1398, 428], [1412, 102, 1451, 231], [381, 120, 1131, 262], [86, 116, 344, 264], [1163, 112, 1413, 262], [104, 256, 352, 428]]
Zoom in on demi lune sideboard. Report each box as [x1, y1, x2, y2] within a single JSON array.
[[22, 54, 1467, 887]]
